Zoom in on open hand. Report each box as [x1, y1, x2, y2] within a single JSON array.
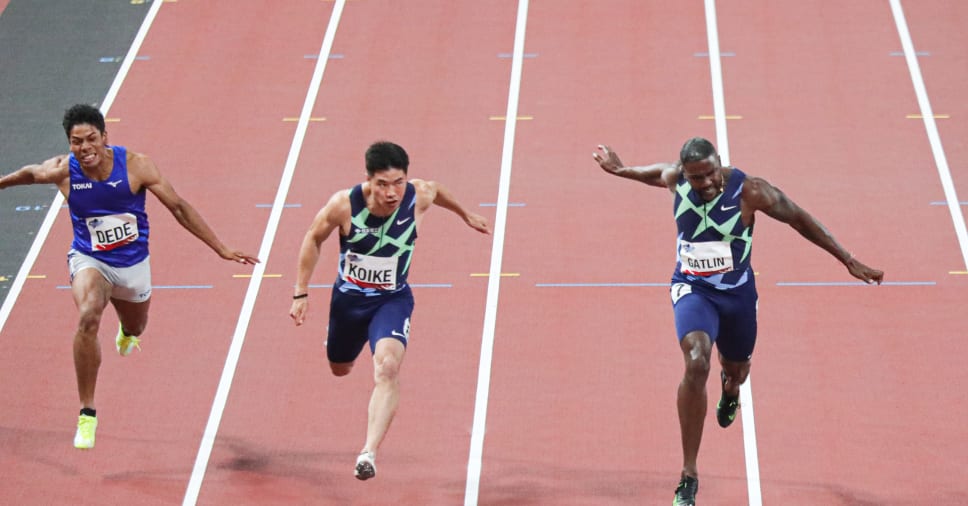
[[465, 212, 491, 234], [593, 145, 624, 175], [846, 258, 884, 285]]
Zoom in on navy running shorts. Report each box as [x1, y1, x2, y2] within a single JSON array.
[[669, 276, 758, 362], [326, 284, 414, 363]]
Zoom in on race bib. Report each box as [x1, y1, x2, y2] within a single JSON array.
[[343, 252, 398, 290], [679, 240, 733, 276], [86, 213, 139, 252]]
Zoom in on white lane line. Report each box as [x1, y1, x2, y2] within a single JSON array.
[[0, 0, 164, 334], [889, 0, 968, 269], [180, 1, 347, 504], [703, 1, 762, 505], [463, 1, 529, 504]]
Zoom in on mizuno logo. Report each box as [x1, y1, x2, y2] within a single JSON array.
[[106, 180, 123, 188], [720, 205, 737, 211], [396, 217, 411, 226], [391, 330, 407, 338]]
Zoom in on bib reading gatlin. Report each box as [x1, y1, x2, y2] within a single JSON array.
[[678, 240, 734, 276]]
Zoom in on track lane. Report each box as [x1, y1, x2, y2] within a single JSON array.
[[0, 2, 326, 504], [474, 1, 751, 504], [195, 1, 515, 504], [902, 0, 968, 267], [716, 1, 968, 503], [2, 1, 962, 505]]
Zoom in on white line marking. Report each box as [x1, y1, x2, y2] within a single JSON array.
[[180, 1, 347, 504], [704, 0, 731, 167], [0, 0, 164, 334], [703, 1, 762, 505], [463, 1, 529, 504], [889, 0, 968, 270]]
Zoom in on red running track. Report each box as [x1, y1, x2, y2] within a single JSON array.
[[1, 1, 967, 505]]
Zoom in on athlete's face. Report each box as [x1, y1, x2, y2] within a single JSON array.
[[682, 155, 724, 202], [68, 124, 109, 171], [367, 167, 407, 215]]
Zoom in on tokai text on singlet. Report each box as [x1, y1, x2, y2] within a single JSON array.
[[68, 145, 149, 267]]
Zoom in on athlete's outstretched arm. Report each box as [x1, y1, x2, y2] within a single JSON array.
[[0, 156, 69, 189], [745, 176, 884, 284], [134, 153, 259, 265], [290, 190, 349, 326], [593, 144, 679, 190], [414, 179, 490, 234]]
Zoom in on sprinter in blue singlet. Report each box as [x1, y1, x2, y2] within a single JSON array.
[[289, 141, 490, 481], [0, 104, 258, 450], [594, 137, 883, 506]]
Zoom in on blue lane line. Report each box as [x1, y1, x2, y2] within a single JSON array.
[[307, 283, 452, 289], [535, 281, 936, 288], [536, 282, 668, 287], [99, 56, 150, 62], [57, 284, 213, 290], [776, 281, 935, 287]]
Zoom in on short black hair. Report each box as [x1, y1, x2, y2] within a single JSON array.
[[62, 104, 105, 137], [679, 137, 718, 164], [365, 141, 409, 176]]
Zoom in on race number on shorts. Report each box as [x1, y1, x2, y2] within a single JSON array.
[[671, 283, 693, 304]]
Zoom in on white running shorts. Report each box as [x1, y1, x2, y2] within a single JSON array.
[[68, 249, 152, 303]]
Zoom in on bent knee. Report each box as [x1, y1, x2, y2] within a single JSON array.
[[330, 362, 354, 377], [121, 322, 147, 337], [681, 333, 711, 377], [76, 310, 104, 336], [373, 355, 402, 383], [684, 355, 711, 383]]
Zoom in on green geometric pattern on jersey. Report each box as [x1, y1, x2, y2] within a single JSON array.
[[345, 205, 417, 275], [674, 181, 753, 263]]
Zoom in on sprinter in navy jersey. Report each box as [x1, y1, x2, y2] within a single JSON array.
[[290, 141, 490, 480], [0, 104, 259, 450], [594, 138, 882, 506]]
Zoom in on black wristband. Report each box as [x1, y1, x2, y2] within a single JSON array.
[[293, 293, 308, 300]]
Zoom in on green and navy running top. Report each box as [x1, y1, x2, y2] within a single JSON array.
[[336, 183, 418, 295], [671, 167, 754, 290], [68, 145, 150, 267]]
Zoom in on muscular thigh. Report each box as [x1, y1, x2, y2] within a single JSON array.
[[710, 282, 758, 362], [68, 250, 151, 303], [327, 287, 415, 363], [326, 290, 374, 363], [367, 288, 414, 351], [671, 280, 758, 361], [671, 282, 719, 341], [70, 266, 113, 313]]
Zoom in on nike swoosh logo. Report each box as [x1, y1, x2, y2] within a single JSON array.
[[396, 217, 411, 226], [720, 205, 737, 211], [106, 180, 122, 188]]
